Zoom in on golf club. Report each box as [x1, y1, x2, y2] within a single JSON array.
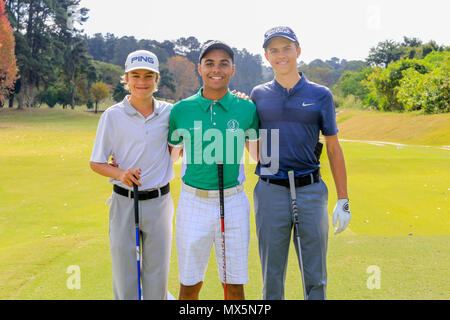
[[133, 182, 142, 300], [217, 161, 227, 300], [288, 170, 308, 300]]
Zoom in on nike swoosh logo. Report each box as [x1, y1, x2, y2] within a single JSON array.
[[302, 102, 315, 107]]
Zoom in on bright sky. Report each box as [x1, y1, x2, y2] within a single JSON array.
[[79, 0, 449, 64]]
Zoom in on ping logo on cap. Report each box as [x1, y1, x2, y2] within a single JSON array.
[[131, 56, 154, 64], [125, 50, 159, 73]]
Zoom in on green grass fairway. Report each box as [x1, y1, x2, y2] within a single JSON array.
[[336, 109, 450, 147], [0, 108, 448, 300]]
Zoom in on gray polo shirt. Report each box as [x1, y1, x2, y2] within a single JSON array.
[[90, 96, 174, 190]]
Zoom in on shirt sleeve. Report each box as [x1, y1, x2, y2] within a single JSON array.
[[90, 111, 113, 163], [168, 107, 183, 146], [320, 90, 339, 136], [249, 87, 258, 104]]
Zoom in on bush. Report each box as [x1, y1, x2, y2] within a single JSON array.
[[396, 52, 449, 114], [336, 68, 373, 102], [342, 94, 365, 110], [37, 86, 59, 108], [364, 59, 429, 111]]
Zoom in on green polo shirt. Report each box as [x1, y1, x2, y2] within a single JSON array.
[[168, 88, 259, 190]]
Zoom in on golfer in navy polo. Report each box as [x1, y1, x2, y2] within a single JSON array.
[[251, 27, 351, 300]]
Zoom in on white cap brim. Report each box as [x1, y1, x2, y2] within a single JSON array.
[[125, 66, 160, 74]]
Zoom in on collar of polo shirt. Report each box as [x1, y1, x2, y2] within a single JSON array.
[[273, 72, 306, 94], [196, 88, 234, 112], [122, 95, 160, 117]]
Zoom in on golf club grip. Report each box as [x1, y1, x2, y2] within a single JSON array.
[[217, 162, 224, 219], [287, 171, 297, 200], [133, 183, 139, 225]]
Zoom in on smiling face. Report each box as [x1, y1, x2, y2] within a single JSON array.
[[125, 69, 159, 100], [264, 37, 301, 76], [198, 49, 235, 96]]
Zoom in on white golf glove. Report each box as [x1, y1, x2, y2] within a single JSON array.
[[332, 199, 351, 235]]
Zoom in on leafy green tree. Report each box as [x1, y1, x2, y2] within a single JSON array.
[[299, 65, 335, 87], [112, 81, 127, 102], [397, 52, 449, 113], [37, 85, 59, 107], [56, 84, 72, 109], [154, 66, 176, 100], [175, 36, 201, 64], [300, 58, 366, 88], [103, 33, 118, 64], [423, 50, 450, 66], [367, 40, 403, 68], [86, 33, 105, 61], [90, 81, 110, 113], [61, 37, 92, 109], [401, 36, 422, 48], [5, 0, 89, 108], [230, 48, 263, 94], [92, 60, 123, 86], [334, 68, 373, 103], [164, 56, 199, 100], [111, 36, 139, 66], [365, 59, 428, 111]]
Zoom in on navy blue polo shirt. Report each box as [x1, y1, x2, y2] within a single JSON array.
[[250, 73, 338, 179]]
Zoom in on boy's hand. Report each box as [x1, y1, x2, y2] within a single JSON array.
[[231, 89, 250, 100], [118, 168, 142, 187], [332, 199, 351, 235]]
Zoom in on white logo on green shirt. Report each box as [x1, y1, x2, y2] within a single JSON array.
[[227, 119, 239, 131]]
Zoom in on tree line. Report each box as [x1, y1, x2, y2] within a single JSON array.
[[0, 0, 448, 114], [333, 37, 449, 113], [85, 33, 267, 102], [2, 0, 93, 109]]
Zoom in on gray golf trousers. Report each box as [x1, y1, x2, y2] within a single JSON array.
[[108, 189, 174, 300], [253, 177, 329, 300]]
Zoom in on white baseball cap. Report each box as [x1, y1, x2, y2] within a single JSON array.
[[124, 50, 159, 74]]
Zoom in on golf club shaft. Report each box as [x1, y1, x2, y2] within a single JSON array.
[[288, 171, 308, 300], [133, 183, 142, 300], [217, 162, 227, 300]]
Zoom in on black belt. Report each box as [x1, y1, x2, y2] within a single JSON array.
[[113, 183, 170, 200], [261, 170, 320, 189]]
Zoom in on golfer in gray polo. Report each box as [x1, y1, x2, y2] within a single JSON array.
[[90, 50, 174, 300]]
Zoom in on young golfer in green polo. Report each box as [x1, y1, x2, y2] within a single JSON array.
[[168, 41, 259, 300]]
